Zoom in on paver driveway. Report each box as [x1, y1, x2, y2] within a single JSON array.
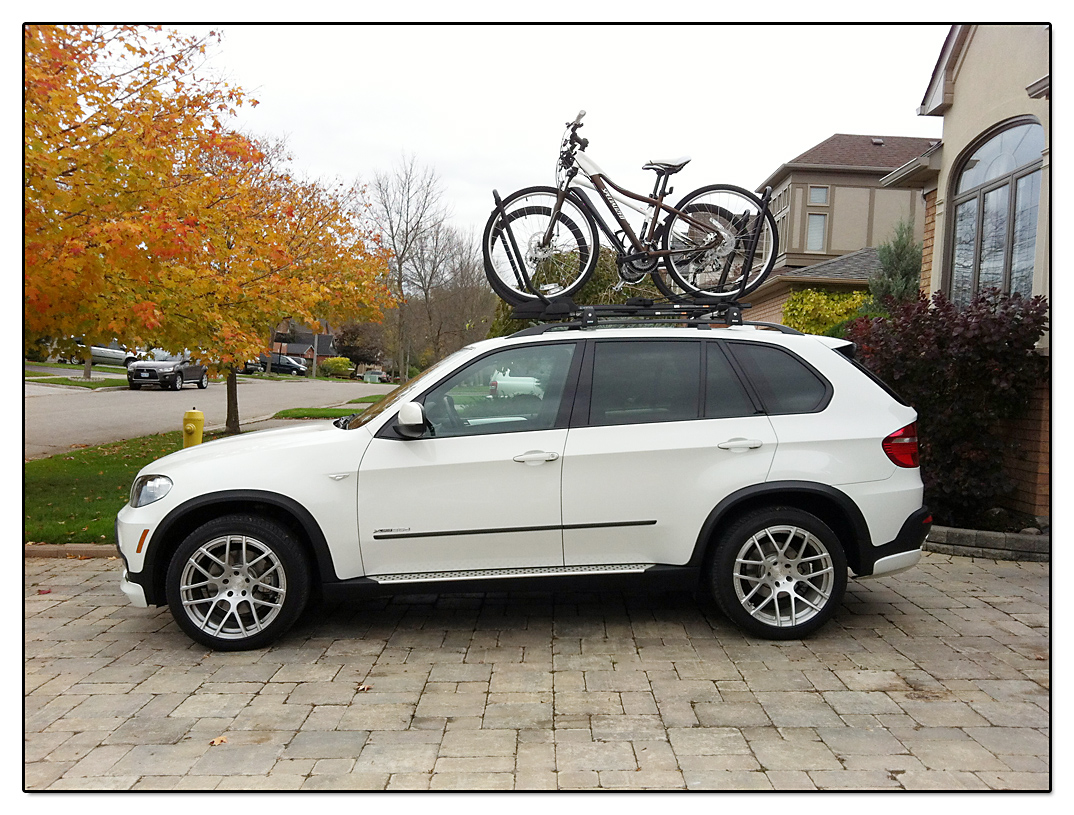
[[24, 552, 1049, 791]]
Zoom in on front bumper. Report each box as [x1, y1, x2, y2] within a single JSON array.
[[854, 507, 932, 577], [119, 569, 148, 607]]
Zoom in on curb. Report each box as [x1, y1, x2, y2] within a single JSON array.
[[25, 543, 116, 559], [924, 525, 1050, 562]]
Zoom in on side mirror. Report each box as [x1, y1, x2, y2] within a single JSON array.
[[394, 401, 427, 439]]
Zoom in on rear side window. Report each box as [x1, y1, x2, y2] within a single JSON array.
[[728, 342, 830, 414], [590, 341, 700, 425], [705, 345, 757, 418]]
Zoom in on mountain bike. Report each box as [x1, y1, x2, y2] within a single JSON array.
[[482, 111, 778, 306]]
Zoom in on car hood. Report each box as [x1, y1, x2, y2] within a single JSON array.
[[140, 421, 364, 476], [129, 360, 184, 370]]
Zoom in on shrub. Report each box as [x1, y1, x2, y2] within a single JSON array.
[[319, 357, 353, 378], [844, 289, 1049, 527], [871, 218, 922, 303], [782, 289, 870, 335]]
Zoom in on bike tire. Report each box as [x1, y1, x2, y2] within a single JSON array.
[[660, 184, 778, 301], [482, 186, 599, 306]]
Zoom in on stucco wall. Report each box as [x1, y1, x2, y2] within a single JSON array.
[[928, 25, 1050, 305]]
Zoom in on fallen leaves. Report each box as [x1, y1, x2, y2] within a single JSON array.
[[209, 736, 227, 746]]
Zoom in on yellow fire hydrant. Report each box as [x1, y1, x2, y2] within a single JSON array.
[[183, 408, 204, 448]]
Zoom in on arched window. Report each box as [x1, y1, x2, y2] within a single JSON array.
[[948, 120, 1044, 305]]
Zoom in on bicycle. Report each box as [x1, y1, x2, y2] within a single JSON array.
[[482, 111, 779, 306]]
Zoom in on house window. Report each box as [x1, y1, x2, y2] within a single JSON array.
[[948, 120, 1044, 304], [808, 186, 829, 205], [807, 213, 827, 252]]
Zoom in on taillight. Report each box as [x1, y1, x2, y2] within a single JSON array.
[[883, 422, 919, 468], [490, 380, 498, 396]]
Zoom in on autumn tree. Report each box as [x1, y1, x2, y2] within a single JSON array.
[[25, 25, 392, 432], [24, 25, 248, 374]]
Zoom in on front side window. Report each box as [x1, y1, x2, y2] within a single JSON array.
[[421, 343, 576, 437], [948, 120, 1044, 304]]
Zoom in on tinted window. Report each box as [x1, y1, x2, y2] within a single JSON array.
[[705, 345, 757, 418], [590, 341, 700, 426], [422, 343, 576, 437], [728, 342, 829, 414]]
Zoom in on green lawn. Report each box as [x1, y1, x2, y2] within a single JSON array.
[[271, 394, 385, 420], [24, 431, 204, 545]]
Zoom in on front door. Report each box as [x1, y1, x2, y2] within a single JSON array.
[[358, 342, 579, 577]]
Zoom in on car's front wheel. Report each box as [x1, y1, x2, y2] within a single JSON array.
[[708, 507, 847, 639], [165, 514, 311, 650], [172, 373, 183, 391]]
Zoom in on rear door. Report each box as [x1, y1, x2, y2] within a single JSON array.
[[560, 339, 777, 567]]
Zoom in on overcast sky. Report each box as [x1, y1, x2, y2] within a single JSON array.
[[177, 24, 952, 239]]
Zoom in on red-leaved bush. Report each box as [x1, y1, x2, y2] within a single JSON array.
[[844, 289, 1049, 527]]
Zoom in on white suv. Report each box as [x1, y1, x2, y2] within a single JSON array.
[[116, 321, 931, 650]]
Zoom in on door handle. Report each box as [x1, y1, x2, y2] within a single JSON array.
[[513, 450, 560, 464], [717, 438, 763, 452]]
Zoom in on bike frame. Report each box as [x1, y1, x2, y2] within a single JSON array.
[[550, 149, 724, 265]]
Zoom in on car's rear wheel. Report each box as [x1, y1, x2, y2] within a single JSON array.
[[197, 372, 208, 389], [708, 507, 846, 639], [165, 514, 311, 651]]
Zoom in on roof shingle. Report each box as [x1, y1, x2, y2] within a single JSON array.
[[788, 134, 937, 170]]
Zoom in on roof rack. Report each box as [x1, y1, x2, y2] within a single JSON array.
[[508, 296, 804, 337]]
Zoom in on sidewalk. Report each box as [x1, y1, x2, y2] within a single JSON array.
[[24, 552, 1049, 791]]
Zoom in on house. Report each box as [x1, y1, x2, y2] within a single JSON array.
[[880, 24, 1050, 520], [746, 247, 882, 324], [748, 133, 936, 321]]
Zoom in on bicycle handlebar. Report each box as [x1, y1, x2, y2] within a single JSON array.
[[572, 110, 586, 126]]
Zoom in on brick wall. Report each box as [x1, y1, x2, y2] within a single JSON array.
[[920, 190, 936, 292], [999, 376, 1051, 519]]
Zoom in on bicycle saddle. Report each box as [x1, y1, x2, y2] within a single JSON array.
[[642, 156, 691, 175]]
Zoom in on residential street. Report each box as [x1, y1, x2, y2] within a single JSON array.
[[24, 551, 1048, 791], [23, 377, 394, 459]]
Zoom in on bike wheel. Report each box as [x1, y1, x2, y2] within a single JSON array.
[[482, 186, 599, 305], [660, 185, 778, 300]]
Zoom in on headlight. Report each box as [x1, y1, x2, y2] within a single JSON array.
[[130, 475, 173, 507], [159, 366, 175, 373]]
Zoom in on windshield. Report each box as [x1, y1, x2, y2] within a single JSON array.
[[339, 347, 474, 431]]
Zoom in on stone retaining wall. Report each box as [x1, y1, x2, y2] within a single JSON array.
[[925, 525, 1050, 562]]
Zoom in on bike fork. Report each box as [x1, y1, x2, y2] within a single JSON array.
[[492, 189, 546, 302]]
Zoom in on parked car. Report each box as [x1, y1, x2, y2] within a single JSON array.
[[54, 338, 137, 367], [240, 359, 265, 374], [91, 340, 138, 367], [361, 370, 388, 383], [127, 350, 208, 391], [489, 368, 544, 398], [260, 353, 308, 376], [116, 320, 931, 650]]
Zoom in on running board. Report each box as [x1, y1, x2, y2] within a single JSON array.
[[367, 563, 653, 584]]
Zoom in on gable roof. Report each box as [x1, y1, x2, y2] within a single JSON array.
[[758, 134, 937, 192], [755, 247, 880, 294]]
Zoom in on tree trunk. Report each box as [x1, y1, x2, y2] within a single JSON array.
[[82, 355, 93, 380], [225, 368, 240, 435]]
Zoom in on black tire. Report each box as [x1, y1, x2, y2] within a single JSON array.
[[707, 507, 846, 639], [197, 372, 208, 389], [172, 373, 184, 391], [660, 184, 778, 301], [482, 186, 599, 305], [129, 383, 141, 390], [165, 514, 311, 651]]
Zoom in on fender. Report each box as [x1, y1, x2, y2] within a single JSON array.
[[138, 489, 339, 606], [688, 481, 872, 573]]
